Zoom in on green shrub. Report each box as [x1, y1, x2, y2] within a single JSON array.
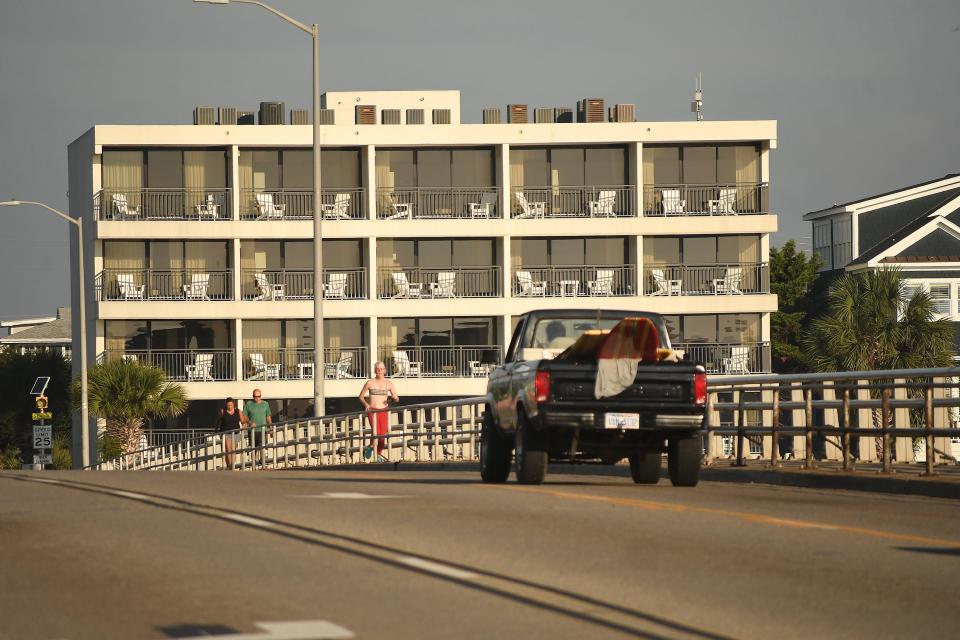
[[0, 445, 22, 470], [98, 435, 122, 462], [52, 429, 72, 469]]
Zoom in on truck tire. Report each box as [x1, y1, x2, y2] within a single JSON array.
[[668, 435, 701, 487], [628, 450, 661, 484], [514, 413, 548, 485], [480, 408, 511, 483]]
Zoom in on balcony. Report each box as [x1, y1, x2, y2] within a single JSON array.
[[642, 263, 769, 296], [512, 265, 636, 297], [376, 187, 501, 220], [95, 269, 233, 301], [674, 342, 770, 375], [642, 183, 769, 216], [95, 189, 230, 221], [240, 268, 367, 301], [241, 347, 369, 381], [378, 345, 503, 378], [101, 349, 235, 381], [377, 267, 502, 299], [510, 186, 635, 219], [239, 188, 365, 220]]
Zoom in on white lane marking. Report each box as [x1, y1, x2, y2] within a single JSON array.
[[29, 478, 61, 484], [396, 556, 477, 580], [292, 492, 409, 500], [223, 514, 276, 528], [176, 619, 354, 639], [111, 490, 149, 500]]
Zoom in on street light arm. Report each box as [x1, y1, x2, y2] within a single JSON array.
[[195, 0, 312, 34], [0, 200, 79, 227]]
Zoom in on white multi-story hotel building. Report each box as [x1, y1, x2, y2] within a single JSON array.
[[67, 90, 778, 428]]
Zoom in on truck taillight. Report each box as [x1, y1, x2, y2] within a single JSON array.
[[535, 370, 551, 403], [694, 371, 707, 406]]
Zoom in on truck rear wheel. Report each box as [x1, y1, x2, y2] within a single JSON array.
[[668, 435, 701, 487], [480, 408, 511, 483], [628, 450, 661, 484], [514, 413, 548, 485]]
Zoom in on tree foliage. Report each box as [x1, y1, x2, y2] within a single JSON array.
[[75, 359, 188, 456], [769, 240, 822, 372]]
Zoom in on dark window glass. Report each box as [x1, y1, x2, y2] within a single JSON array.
[[647, 237, 680, 264], [662, 315, 680, 343], [147, 151, 182, 188], [419, 318, 452, 346], [419, 240, 452, 267], [682, 146, 716, 184], [516, 238, 548, 265], [452, 149, 493, 187], [417, 150, 451, 187], [453, 239, 494, 266], [585, 237, 626, 265], [247, 150, 281, 189], [323, 239, 362, 268], [283, 150, 312, 188], [284, 241, 313, 270], [585, 147, 626, 185], [151, 321, 186, 350], [324, 149, 361, 188], [551, 239, 585, 265], [683, 315, 717, 343], [324, 318, 365, 347], [551, 147, 584, 186], [519, 148, 549, 185], [454, 317, 495, 345], [392, 318, 417, 348], [150, 241, 184, 269], [651, 146, 680, 184], [683, 237, 718, 264]]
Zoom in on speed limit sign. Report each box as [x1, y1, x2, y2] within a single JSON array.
[[33, 425, 52, 449]]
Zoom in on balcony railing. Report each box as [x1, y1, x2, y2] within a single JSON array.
[[673, 342, 770, 375], [642, 263, 769, 296], [95, 269, 233, 301], [100, 349, 235, 381], [377, 266, 502, 298], [95, 189, 230, 221], [378, 345, 503, 378], [512, 265, 636, 297], [642, 183, 769, 216], [239, 187, 365, 220], [240, 268, 367, 301], [241, 347, 369, 381], [510, 186, 635, 218], [376, 187, 502, 220]]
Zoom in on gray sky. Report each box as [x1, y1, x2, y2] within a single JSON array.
[[0, 0, 958, 322]]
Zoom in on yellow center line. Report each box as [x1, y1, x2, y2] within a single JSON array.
[[493, 485, 960, 549]]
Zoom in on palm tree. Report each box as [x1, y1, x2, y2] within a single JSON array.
[[77, 359, 188, 456], [803, 267, 954, 456]]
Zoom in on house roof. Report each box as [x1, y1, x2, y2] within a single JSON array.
[[804, 173, 960, 218], [0, 307, 71, 345], [848, 194, 960, 268]]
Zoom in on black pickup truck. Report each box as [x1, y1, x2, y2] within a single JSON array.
[[481, 309, 706, 486]]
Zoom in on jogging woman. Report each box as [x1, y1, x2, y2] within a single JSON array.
[[358, 361, 399, 462]]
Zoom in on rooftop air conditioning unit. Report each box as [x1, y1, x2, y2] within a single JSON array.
[[555, 107, 573, 123], [290, 108, 309, 125], [406, 109, 424, 125], [218, 107, 237, 125], [432, 108, 451, 124], [507, 104, 528, 124], [609, 103, 635, 123], [382, 109, 401, 125], [482, 107, 501, 124], [259, 101, 285, 125], [237, 110, 256, 125], [355, 104, 376, 125], [193, 106, 216, 125], [318, 109, 335, 125], [577, 98, 605, 122], [534, 107, 554, 123]]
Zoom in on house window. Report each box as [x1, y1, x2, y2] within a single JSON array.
[[929, 284, 950, 316], [832, 216, 852, 269], [813, 221, 832, 270]]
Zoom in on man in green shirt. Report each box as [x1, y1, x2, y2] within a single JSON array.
[[243, 389, 273, 465]]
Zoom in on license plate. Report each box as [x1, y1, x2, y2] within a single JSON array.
[[605, 412, 640, 430]]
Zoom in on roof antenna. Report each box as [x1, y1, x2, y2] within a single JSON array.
[[691, 72, 704, 121]]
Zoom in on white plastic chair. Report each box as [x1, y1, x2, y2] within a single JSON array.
[[255, 193, 286, 220], [588, 190, 616, 217], [324, 352, 353, 379], [515, 271, 547, 297], [117, 273, 145, 300], [709, 188, 738, 215], [254, 273, 285, 301], [514, 192, 546, 219], [392, 350, 422, 377], [324, 272, 348, 299], [392, 272, 423, 298], [650, 269, 681, 296], [250, 353, 281, 381], [112, 194, 140, 219], [722, 346, 750, 374], [321, 192, 351, 220], [712, 267, 743, 295], [183, 273, 211, 300], [661, 189, 686, 215], [195, 194, 219, 220], [469, 360, 490, 378], [185, 353, 214, 381], [385, 194, 412, 220], [468, 192, 497, 218], [588, 269, 615, 296], [432, 272, 456, 298]]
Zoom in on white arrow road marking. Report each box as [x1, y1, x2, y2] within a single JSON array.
[[177, 619, 355, 640], [396, 556, 478, 580], [292, 492, 410, 500]]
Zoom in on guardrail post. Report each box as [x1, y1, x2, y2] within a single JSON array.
[[881, 387, 892, 474], [842, 387, 852, 472], [734, 390, 746, 467], [924, 386, 935, 476], [804, 386, 815, 470], [770, 386, 780, 468]]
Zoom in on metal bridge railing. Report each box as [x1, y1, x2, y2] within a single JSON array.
[[91, 367, 960, 474]]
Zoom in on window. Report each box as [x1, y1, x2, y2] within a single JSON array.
[[813, 221, 832, 270], [511, 146, 627, 188], [929, 284, 950, 315], [643, 144, 759, 185], [376, 148, 494, 188], [513, 236, 629, 266], [832, 217, 852, 268], [643, 236, 760, 265]]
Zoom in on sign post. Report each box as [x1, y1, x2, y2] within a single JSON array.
[[29, 377, 52, 469]]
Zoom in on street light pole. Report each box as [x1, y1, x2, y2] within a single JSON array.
[[195, 0, 325, 417], [0, 200, 90, 469]]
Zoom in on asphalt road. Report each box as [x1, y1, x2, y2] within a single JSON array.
[[1, 468, 958, 640]]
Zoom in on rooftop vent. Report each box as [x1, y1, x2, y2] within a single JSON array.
[[577, 98, 605, 123], [318, 109, 335, 125], [534, 107, 554, 123], [237, 110, 256, 125], [355, 104, 376, 125], [507, 104, 528, 124], [290, 108, 309, 125], [482, 107, 501, 124], [609, 103, 635, 123], [259, 101, 286, 125], [432, 108, 451, 125], [382, 109, 401, 125], [218, 107, 237, 125], [406, 108, 424, 125], [193, 106, 216, 125], [554, 107, 573, 123]]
